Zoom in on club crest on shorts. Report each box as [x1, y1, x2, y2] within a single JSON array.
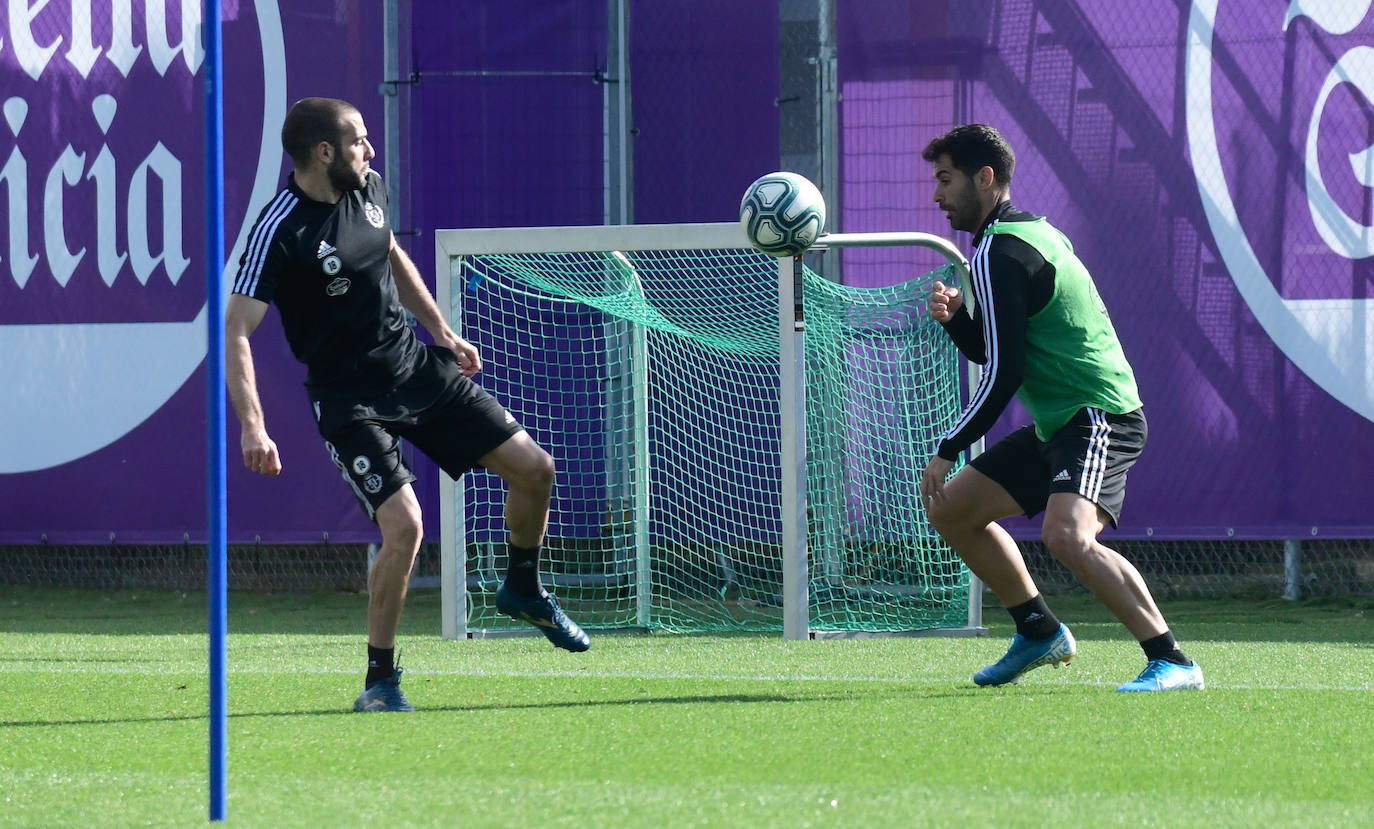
[[363, 474, 383, 494], [326, 277, 350, 296], [352, 455, 371, 475], [364, 202, 385, 228]]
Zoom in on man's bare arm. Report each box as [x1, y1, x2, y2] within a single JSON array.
[[389, 234, 481, 376], [226, 293, 283, 476]]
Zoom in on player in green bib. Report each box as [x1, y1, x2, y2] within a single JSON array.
[[919, 124, 1203, 692]]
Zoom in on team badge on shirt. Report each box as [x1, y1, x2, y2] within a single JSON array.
[[364, 202, 385, 229]]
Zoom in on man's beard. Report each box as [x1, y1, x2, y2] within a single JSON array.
[[948, 191, 981, 233], [327, 150, 366, 192]]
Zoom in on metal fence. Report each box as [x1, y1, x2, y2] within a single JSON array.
[[3, 538, 1370, 600]]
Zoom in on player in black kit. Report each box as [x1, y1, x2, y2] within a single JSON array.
[[227, 98, 589, 712]]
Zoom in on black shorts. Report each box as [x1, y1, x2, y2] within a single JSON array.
[[312, 345, 524, 519], [968, 407, 1146, 527]]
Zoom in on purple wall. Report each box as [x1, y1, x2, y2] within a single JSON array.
[[630, 1, 780, 223], [837, 0, 1374, 538], [405, 0, 606, 233], [4, 0, 1371, 545]]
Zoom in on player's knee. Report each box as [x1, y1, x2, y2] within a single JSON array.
[[925, 494, 968, 536], [1041, 520, 1092, 564], [516, 445, 556, 495], [377, 500, 423, 552], [381, 519, 422, 557]]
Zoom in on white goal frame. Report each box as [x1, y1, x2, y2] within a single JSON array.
[[434, 221, 984, 640]]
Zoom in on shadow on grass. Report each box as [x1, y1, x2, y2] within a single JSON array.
[[0, 690, 832, 729], [0, 680, 1055, 729]]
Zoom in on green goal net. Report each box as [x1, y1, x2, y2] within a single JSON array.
[[435, 223, 978, 636]]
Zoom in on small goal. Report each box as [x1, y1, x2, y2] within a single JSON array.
[[434, 222, 984, 639]]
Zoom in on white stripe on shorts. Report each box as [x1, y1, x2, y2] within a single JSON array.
[[1079, 408, 1111, 503]]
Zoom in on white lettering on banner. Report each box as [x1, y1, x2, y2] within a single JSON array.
[[1, 0, 201, 81], [0, 0, 287, 473], [1283, 0, 1374, 36], [1186, 0, 1374, 423], [88, 95, 126, 285], [127, 142, 188, 284], [107, 0, 145, 77], [1303, 46, 1374, 259], [43, 145, 86, 286], [0, 97, 38, 287], [1, 0, 205, 289], [66, 0, 100, 76], [144, 0, 202, 76], [6, 93, 187, 287], [7, 0, 62, 81]]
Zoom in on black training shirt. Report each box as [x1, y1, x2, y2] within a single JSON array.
[[232, 170, 421, 400], [936, 201, 1055, 460]]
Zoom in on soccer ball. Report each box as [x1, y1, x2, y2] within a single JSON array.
[[739, 171, 827, 257]]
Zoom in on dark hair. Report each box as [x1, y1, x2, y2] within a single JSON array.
[[921, 124, 1015, 187], [281, 97, 359, 166]]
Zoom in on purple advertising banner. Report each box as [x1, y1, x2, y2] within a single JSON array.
[[5, 1, 1370, 546], [0, 1, 384, 544], [838, 0, 1374, 538]]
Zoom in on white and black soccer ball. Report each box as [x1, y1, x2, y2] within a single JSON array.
[[738, 171, 827, 257]]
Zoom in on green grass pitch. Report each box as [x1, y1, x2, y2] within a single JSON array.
[[1, 587, 1371, 827]]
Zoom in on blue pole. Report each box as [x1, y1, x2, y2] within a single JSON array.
[[203, 0, 228, 821]]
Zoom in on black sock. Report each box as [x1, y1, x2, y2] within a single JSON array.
[[504, 543, 543, 596], [1140, 631, 1190, 665], [366, 645, 394, 686], [1007, 595, 1061, 640]]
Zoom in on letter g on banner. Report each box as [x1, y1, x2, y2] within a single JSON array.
[[0, 1, 287, 473], [1186, 0, 1374, 423], [1303, 46, 1374, 259]]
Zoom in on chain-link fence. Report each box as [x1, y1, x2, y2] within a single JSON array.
[[0, 543, 431, 594], [3, 538, 1370, 600], [1022, 538, 1374, 600]]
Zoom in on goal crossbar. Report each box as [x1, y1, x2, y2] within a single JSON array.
[[435, 221, 983, 640]]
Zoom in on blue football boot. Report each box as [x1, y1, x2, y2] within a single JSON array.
[[353, 667, 416, 712], [974, 623, 1077, 686], [1117, 659, 1205, 692], [495, 585, 591, 652]]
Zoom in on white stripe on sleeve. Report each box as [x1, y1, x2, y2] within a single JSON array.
[[233, 191, 298, 297], [940, 230, 1001, 443]]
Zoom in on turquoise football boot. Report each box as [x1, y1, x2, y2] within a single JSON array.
[[974, 623, 1077, 686], [1117, 659, 1205, 692]]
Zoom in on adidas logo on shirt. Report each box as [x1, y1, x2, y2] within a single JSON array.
[[316, 240, 337, 259]]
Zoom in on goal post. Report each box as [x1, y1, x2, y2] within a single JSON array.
[[434, 222, 984, 639]]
